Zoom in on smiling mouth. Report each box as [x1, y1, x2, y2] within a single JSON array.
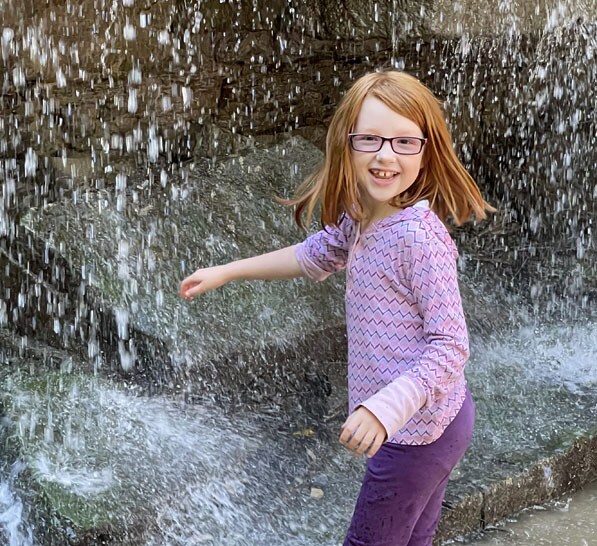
[[370, 169, 398, 179]]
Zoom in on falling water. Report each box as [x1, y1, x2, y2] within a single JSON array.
[[0, 0, 595, 544], [0, 462, 34, 546]]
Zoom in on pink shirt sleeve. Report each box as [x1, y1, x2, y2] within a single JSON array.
[[401, 224, 469, 407], [294, 215, 355, 281], [360, 219, 469, 439], [359, 376, 426, 440]]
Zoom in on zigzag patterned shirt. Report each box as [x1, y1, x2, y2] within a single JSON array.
[[295, 201, 469, 445]]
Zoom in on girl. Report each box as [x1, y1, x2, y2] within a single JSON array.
[[180, 70, 494, 546]]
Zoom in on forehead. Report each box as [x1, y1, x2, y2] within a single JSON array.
[[353, 96, 423, 136]]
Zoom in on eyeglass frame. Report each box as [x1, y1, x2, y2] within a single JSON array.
[[348, 133, 427, 155]]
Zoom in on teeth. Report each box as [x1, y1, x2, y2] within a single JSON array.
[[371, 170, 396, 179]]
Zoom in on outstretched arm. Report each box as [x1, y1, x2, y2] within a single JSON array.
[[180, 244, 304, 299]]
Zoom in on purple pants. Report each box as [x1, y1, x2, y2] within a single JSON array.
[[344, 389, 475, 546]]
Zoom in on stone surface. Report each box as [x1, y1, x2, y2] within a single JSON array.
[[11, 138, 347, 413], [432, 0, 597, 35], [2, 138, 596, 544], [0, 0, 596, 543], [2, 0, 593, 311], [1, 321, 596, 545], [1, 0, 593, 152]]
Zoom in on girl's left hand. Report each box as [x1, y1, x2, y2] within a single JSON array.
[[340, 407, 387, 458]]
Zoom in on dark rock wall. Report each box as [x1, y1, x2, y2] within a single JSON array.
[[0, 1, 595, 311]]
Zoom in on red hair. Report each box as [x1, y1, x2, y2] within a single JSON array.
[[285, 70, 495, 228]]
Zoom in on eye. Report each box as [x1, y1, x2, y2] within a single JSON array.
[[396, 137, 418, 145], [354, 135, 380, 142]]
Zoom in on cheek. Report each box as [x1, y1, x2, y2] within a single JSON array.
[[409, 157, 424, 174]]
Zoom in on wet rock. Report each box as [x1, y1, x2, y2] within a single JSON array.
[[0, 1, 596, 544], [312, 474, 329, 488], [310, 487, 324, 499], [13, 137, 346, 414]]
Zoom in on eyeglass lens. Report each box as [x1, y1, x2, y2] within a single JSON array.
[[350, 135, 424, 154]]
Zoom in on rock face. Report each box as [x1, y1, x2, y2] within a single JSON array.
[[0, 1, 596, 545], [12, 138, 348, 412], [2, 0, 594, 144], [1, 0, 594, 307], [0, 0, 432, 152]]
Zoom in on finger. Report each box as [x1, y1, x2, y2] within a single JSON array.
[[346, 427, 366, 452], [365, 434, 385, 458], [354, 431, 376, 457], [339, 417, 360, 446], [179, 284, 191, 298], [181, 268, 205, 288], [339, 424, 354, 446], [184, 282, 204, 299], [179, 282, 195, 298], [179, 277, 197, 296]]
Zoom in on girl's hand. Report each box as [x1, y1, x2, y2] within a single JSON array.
[[179, 265, 230, 299], [339, 406, 387, 458]]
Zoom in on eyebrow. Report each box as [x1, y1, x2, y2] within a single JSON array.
[[352, 131, 426, 138]]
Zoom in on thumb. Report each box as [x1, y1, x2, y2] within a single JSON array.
[[183, 283, 203, 299]]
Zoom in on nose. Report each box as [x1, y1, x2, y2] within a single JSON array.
[[376, 139, 396, 160]]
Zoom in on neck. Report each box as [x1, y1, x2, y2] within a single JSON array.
[[361, 202, 403, 231]]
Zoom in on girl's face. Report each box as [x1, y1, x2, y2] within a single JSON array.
[[350, 96, 425, 223]]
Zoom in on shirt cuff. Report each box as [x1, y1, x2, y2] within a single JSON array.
[[359, 376, 427, 440]]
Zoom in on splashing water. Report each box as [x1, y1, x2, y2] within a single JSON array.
[[0, 0, 595, 544], [0, 463, 34, 546], [0, 367, 358, 545]]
